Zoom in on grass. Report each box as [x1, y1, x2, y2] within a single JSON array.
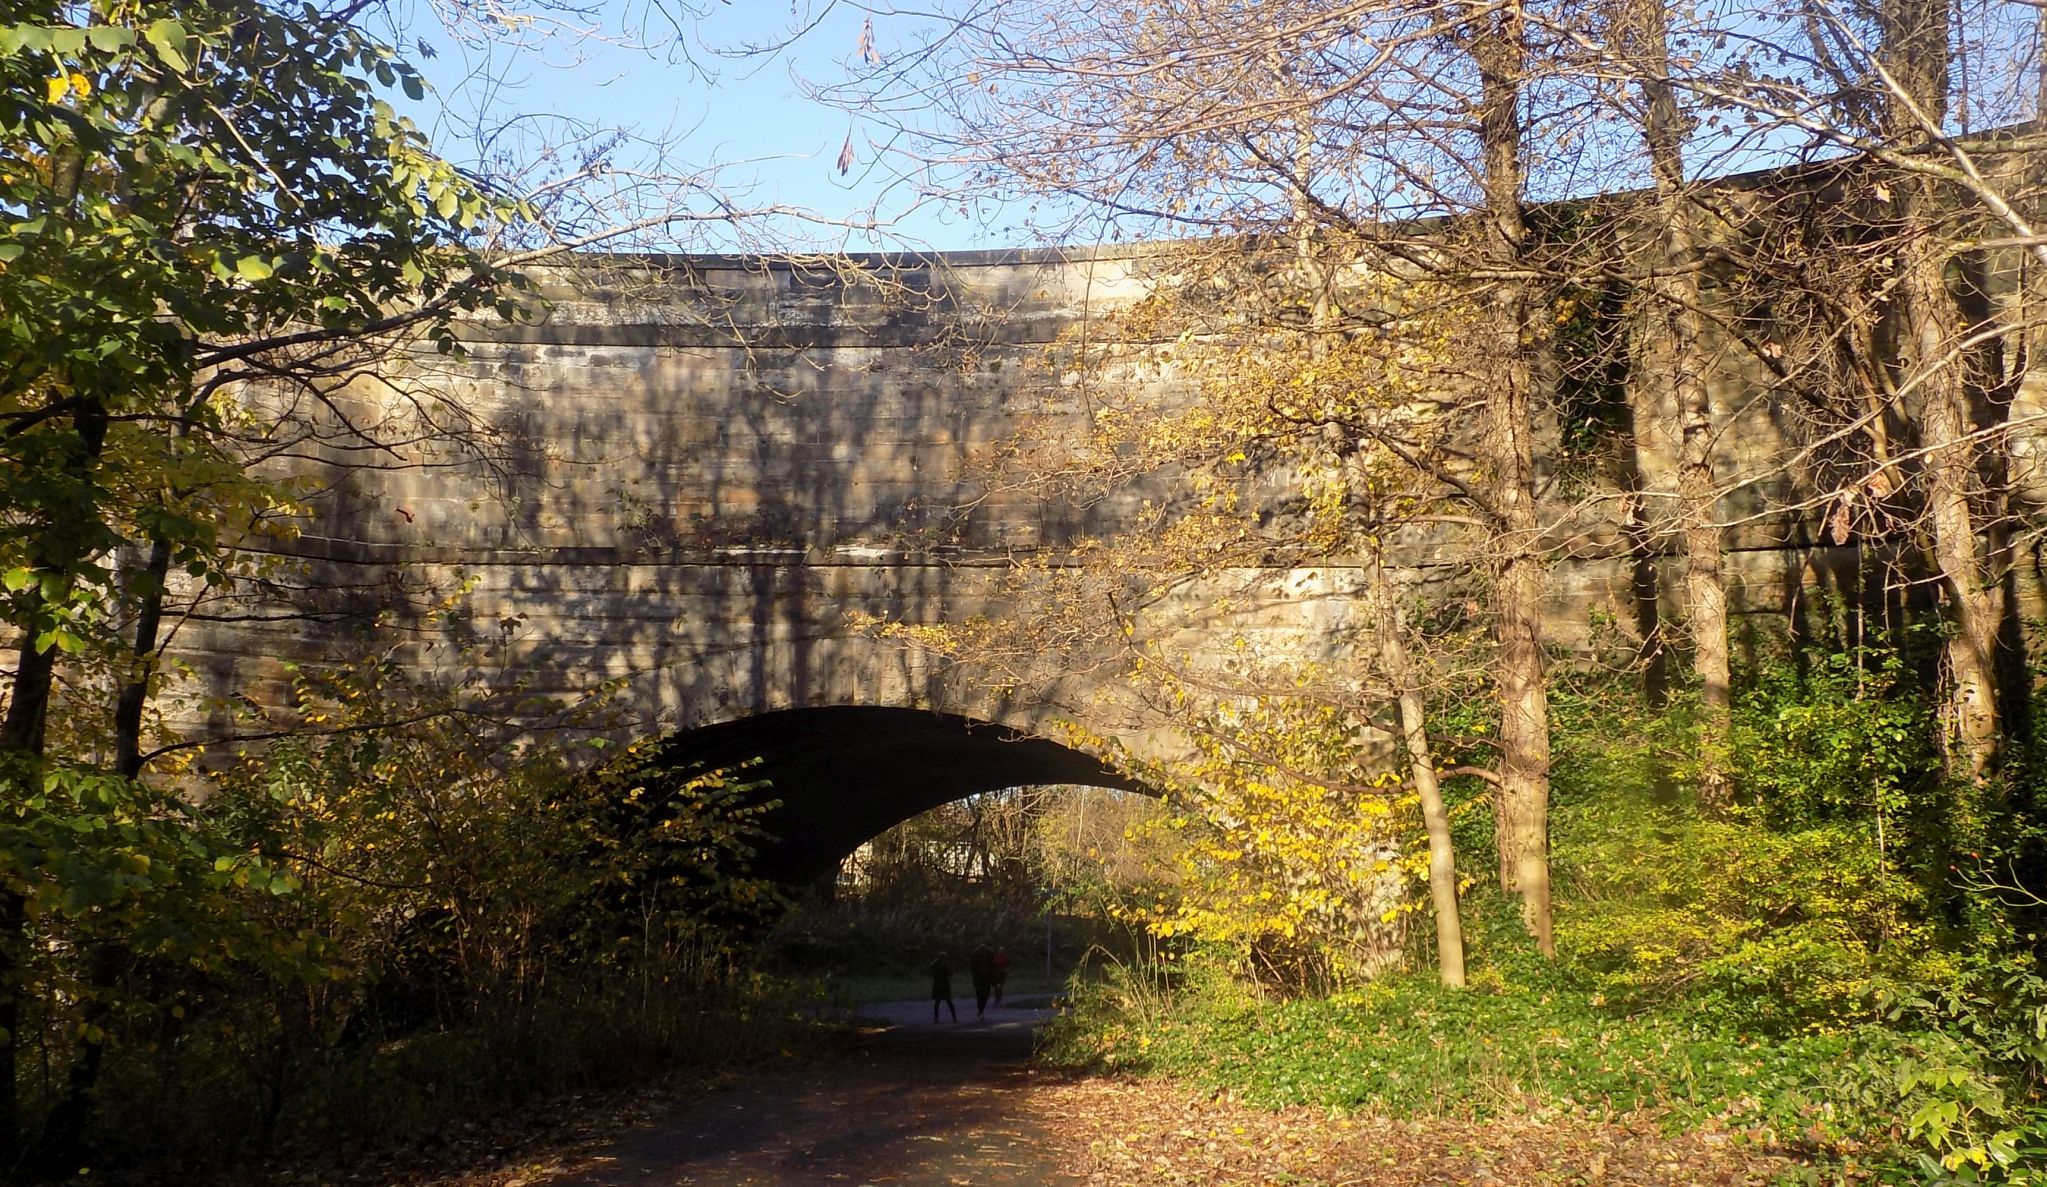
[[1041, 961, 1934, 1155]]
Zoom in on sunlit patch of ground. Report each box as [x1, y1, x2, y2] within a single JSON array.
[[318, 1001, 1813, 1187], [1032, 1076, 1814, 1186]]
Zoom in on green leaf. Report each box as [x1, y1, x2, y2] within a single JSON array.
[[86, 25, 134, 52], [32, 628, 83, 655], [142, 19, 188, 72], [1, 568, 30, 593], [234, 255, 274, 281], [401, 73, 424, 102], [8, 25, 53, 54]]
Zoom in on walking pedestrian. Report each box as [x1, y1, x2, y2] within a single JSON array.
[[969, 945, 998, 1019], [930, 953, 958, 1023]]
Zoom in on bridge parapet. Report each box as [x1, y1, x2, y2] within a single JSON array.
[[171, 245, 2047, 763]]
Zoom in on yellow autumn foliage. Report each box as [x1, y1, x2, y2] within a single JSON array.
[[861, 240, 1490, 990], [1069, 673, 1427, 991]]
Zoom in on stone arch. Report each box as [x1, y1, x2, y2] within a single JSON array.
[[644, 706, 1141, 886]]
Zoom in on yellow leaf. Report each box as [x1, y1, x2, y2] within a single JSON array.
[[45, 74, 67, 104]]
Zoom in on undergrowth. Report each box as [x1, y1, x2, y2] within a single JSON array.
[[1044, 951, 1925, 1151], [1040, 648, 2047, 1183], [78, 971, 830, 1182]]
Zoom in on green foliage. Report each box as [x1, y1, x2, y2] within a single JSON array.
[[0, 11, 545, 1157], [1045, 954, 1924, 1151], [1045, 933, 2047, 1180], [7, 642, 798, 1170], [209, 649, 785, 1005], [0, 0, 526, 680], [1542, 650, 1955, 1031], [0, 0, 517, 364], [1871, 953, 2047, 1181], [1543, 653, 2047, 1178], [1555, 797, 1958, 1029], [1041, 642, 2047, 1179], [0, 755, 318, 1086], [0, 755, 285, 936], [1726, 648, 1938, 834]]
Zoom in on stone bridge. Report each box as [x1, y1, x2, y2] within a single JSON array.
[[190, 249, 1220, 879], [167, 246, 2047, 882]]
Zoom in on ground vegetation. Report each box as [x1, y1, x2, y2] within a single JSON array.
[[809, 0, 2047, 1176], [0, 0, 866, 1177]]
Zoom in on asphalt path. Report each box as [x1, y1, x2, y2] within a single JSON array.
[[552, 997, 1079, 1186]]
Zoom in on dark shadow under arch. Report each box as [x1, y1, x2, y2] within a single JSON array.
[[646, 706, 1143, 887]]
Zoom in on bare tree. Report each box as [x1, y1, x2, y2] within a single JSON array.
[[805, 0, 1580, 953], [1596, 0, 1736, 807], [1665, 0, 2045, 788]]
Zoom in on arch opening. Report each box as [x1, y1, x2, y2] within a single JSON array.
[[641, 706, 1143, 888]]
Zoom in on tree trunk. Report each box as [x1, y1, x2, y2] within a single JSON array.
[[0, 400, 111, 1159], [1909, 240, 2003, 787], [1471, 0, 1555, 956], [1626, 0, 1731, 809], [37, 536, 179, 1166], [1370, 549, 1466, 987], [0, 596, 57, 1164], [0, 880, 20, 1165], [1, 616, 63, 1161], [1877, 0, 2001, 786], [1492, 541, 1554, 956], [114, 536, 175, 781], [1, 614, 59, 760]]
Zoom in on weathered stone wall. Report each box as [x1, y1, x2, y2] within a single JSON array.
[[163, 244, 2046, 762], [189, 249, 1178, 747]]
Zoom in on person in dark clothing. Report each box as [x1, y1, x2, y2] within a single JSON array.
[[968, 945, 998, 1019], [991, 949, 1011, 1005], [930, 954, 958, 1022]]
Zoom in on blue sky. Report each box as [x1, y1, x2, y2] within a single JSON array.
[[369, 0, 2045, 256], [375, 2, 1001, 252]]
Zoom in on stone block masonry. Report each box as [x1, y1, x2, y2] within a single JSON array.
[[159, 244, 2047, 770]]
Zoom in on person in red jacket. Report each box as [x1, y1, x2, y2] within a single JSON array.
[[991, 949, 1011, 1005]]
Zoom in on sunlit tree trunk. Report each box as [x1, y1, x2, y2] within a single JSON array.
[[1624, 0, 1732, 808], [1369, 547, 1466, 986], [1470, 0, 1555, 956], [1874, 0, 2002, 787], [1909, 241, 2003, 787]]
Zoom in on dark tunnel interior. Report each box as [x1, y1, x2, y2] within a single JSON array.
[[639, 706, 1143, 888]]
